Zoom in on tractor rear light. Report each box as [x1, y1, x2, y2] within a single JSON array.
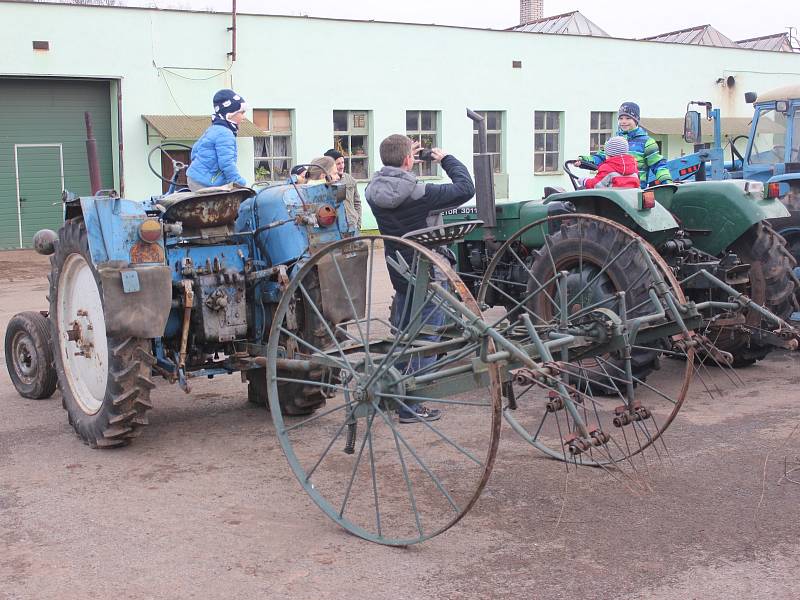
[[641, 191, 656, 210], [316, 205, 337, 227], [767, 182, 781, 199], [139, 218, 162, 243]]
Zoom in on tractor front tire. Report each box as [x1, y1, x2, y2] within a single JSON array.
[[49, 220, 156, 448], [4, 311, 57, 399]]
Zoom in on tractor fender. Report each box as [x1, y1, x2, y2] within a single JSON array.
[[96, 262, 173, 338], [668, 180, 790, 256], [766, 173, 800, 185], [544, 188, 679, 233]]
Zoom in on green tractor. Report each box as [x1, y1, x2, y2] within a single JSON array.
[[447, 110, 798, 373]]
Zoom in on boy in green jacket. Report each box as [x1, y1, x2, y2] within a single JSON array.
[[578, 102, 673, 188]]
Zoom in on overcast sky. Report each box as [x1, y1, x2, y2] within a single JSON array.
[[142, 0, 800, 41]]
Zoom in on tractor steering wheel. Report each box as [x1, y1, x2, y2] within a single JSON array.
[[147, 142, 193, 185], [564, 160, 598, 190], [729, 135, 747, 164]]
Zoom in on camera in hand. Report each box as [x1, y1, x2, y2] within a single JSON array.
[[418, 148, 434, 162]]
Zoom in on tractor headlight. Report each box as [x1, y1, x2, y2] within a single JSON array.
[[744, 181, 764, 198]]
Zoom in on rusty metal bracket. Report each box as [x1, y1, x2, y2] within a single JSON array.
[[178, 280, 194, 373]]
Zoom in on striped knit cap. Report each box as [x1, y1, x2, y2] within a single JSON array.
[[604, 135, 629, 157]]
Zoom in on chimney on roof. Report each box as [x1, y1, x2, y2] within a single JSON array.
[[520, 0, 543, 24]]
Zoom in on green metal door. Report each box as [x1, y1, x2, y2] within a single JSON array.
[[15, 145, 64, 248], [0, 77, 113, 249]]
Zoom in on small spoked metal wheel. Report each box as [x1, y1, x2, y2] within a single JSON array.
[[478, 214, 694, 468], [266, 236, 502, 545], [4, 311, 57, 399]]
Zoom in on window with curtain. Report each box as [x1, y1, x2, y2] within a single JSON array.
[[253, 109, 293, 181]]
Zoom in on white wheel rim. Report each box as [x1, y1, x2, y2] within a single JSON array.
[[57, 254, 109, 415]]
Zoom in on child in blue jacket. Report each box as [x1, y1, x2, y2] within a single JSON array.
[[186, 89, 248, 191]]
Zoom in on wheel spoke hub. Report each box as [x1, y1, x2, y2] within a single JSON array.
[[57, 254, 109, 415], [12, 332, 36, 382]]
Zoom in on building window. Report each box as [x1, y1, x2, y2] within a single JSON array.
[[253, 109, 293, 182], [590, 111, 615, 152], [473, 111, 503, 173], [534, 111, 562, 173], [406, 110, 439, 177], [333, 110, 370, 180]]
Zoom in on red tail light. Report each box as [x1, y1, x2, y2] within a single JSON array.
[[138, 218, 162, 243], [642, 191, 656, 210], [767, 182, 781, 199]]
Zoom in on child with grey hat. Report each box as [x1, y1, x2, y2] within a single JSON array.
[[580, 135, 641, 189]]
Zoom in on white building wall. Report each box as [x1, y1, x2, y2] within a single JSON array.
[[2, 2, 800, 228]]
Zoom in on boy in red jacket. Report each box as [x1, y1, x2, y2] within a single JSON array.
[[579, 136, 640, 189]]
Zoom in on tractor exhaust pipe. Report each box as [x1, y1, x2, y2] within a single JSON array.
[[85, 111, 102, 195], [466, 108, 497, 248]]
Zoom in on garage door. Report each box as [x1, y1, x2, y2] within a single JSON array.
[[0, 78, 114, 249]]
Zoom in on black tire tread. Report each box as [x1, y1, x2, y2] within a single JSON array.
[[49, 220, 155, 448], [528, 219, 661, 391], [718, 221, 798, 367]]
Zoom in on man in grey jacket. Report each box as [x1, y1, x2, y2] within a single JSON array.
[[365, 134, 475, 422]]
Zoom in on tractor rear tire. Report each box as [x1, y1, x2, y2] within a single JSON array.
[[247, 272, 328, 416], [49, 220, 156, 448], [247, 367, 327, 416], [4, 311, 57, 399], [717, 221, 798, 367], [527, 218, 661, 392]]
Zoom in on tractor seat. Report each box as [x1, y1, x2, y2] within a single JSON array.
[[159, 184, 255, 228], [402, 220, 484, 248], [543, 186, 565, 198]]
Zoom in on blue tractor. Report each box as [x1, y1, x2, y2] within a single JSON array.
[[4, 146, 362, 447], [666, 87, 800, 260]]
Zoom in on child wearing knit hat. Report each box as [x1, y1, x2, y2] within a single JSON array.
[[580, 136, 641, 189], [186, 89, 248, 191]]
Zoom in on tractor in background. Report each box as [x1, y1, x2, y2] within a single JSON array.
[[447, 113, 798, 368], [665, 87, 800, 261]]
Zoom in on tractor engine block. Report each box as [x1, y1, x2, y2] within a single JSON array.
[[194, 270, 248, 343]]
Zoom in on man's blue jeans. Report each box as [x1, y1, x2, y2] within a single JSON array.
[[389, 283, 447, 375]]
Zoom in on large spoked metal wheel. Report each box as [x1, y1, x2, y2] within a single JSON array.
[[479, 214, 694, 467], [267, 236, 502, 545], [50, 220, 156, 448]]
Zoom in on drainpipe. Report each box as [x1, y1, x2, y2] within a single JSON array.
[[227, 0, 237, 62]]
